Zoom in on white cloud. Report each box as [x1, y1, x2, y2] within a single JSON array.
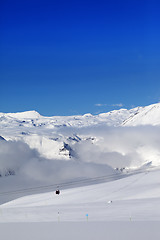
[[59, 125, 160, 168], [1, 124, 160, 190], [95, 103, 107, 107], [95, 103, 124, 107], [0, 139, 115, 184], [111, 103, 124, 107]]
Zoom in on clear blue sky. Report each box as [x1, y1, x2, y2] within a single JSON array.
[[0, 0, 160, 116]]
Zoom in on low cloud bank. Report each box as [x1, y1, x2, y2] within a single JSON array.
[[1, 125, 160, 186], [59, 125, 160, 168], [0, 140, 114, 184]]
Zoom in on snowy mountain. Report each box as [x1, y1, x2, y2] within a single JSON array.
[[1, 103, 160, 237], [122, 103, 160, 126], [1, 103, 160, 204], [1, 103, 160, 164], [1, 103, 160, 131]]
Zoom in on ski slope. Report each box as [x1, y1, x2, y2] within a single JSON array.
[[1, 168, 160, 222], [0, 168, 160, 240]]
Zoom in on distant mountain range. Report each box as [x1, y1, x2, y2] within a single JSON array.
[[1, 103, 160, 129], [1, 103, 160, 167]]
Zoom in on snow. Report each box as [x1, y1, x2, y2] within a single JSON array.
[[0, 169, 160, 239], [1, 103, 160, 166], [1, 103, 160, 239], [0, 222, 159, 240], [4, 110, 41, 119], [124, 103, 160, 126], [1, 103, 160, 132], [24, 135, 66, 160], [1, 169, 160, 222]]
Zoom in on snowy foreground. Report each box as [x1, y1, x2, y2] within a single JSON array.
[[1, 168, 160, 239], [1, 169, 160, 222], [0, 222, 160, 240]]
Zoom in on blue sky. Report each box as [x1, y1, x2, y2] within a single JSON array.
[[0, 0, 160, 116]]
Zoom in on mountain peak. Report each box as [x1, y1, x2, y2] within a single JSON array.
[[123, 103, 160, 126], [5, 110, 41, 119]]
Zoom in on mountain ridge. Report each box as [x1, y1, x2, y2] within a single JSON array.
[[1, 103, 160, 127], [1, 103, 160, 174]]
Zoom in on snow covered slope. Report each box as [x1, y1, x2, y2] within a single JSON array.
[[0, 110, 41, 119], [1, 168, 160, 222], [123, 103, 160, 126]]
